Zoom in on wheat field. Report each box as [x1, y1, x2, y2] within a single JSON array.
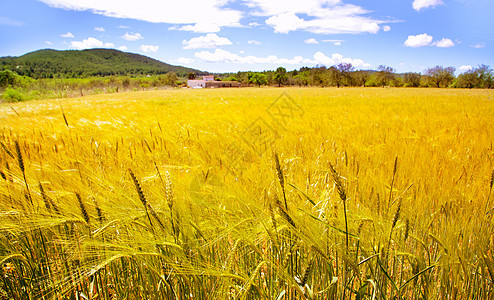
[[0, 87, 493, 299]]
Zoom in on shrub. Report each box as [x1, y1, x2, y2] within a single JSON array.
[[91, 88, 103, 95], [107, 87, 118, 93], [2, 87, 27, 102], [0, 70, 17, 88]]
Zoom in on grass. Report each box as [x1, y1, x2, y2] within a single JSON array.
[[0, 87, 493, 299]]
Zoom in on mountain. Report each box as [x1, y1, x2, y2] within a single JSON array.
[[0, 49, 201, 78]]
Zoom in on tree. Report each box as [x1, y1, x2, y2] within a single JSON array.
[[377, 65, 395, 87], [163, 72, 178, 87], [187, 73, 196, 80], [425, 66, 455, 88], [353, 70, 370, 87], [475, 64, 494, 88], [328, 66, 342, 87], [456, 70, 478, 89], [0, 70, 17, 88], [456, 65, 493, 88], [403, 72, 422, 87], [248, 73, 267, 87], [225, 75, 238, 81], [121, 76, 131, 90], [265, 71, 275, 85], [336, 63, 355, 86], [235, 72, 250, 85], [274, 67, 288, 87], [294, 71, 310, 87], [310, 66, 330, 86]]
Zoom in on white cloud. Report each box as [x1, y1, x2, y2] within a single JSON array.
[[37, 0, 242, 32], [248, 22, 260, 26], [182, 33, 232, 49], [434, 38, 454, 48], [173, 57, 194, 64], [254, 0, 387, 34], [360, 23, 380, 33], [194, 48, 370, 68], [94, 27, 105, 32], [264, 10, 383, 34], [45, 41, 53, 45], [248, 40, 261, 45], [471, 43, 485, 49], [334, 42, 342, 46], [70, 37, 114, 49], [265, 12, 306, 34], [118, 46, 128, 51], [404, 33, 433, 47], [383, 25, 391, 32], [459, 65, 473, 72], [61, 32, 74, 38], [412, 0, 443, 11], [404, 34, 455, 48], [313, 52, 370, 68], [118, 25, 130, 29], [122, 32, 143, 41], [141, 45, 159, 53], [304, 38, 319, 44]]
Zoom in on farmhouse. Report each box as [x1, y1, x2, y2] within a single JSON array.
[[187, 75, 241, 88]]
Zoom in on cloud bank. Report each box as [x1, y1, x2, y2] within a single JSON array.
[[194, 48, 370, 68], [37, 0, 389, 34]]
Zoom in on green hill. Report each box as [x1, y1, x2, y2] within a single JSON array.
[[0, 49, 201, 78]]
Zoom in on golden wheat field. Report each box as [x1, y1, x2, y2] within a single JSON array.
[[0, 87, 494, 299]]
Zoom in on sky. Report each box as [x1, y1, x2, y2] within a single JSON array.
[[0, 0, 493, 74]]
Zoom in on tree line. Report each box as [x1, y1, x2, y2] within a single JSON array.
[[212, 64, 494, 89], [0, 70, 182, 102]]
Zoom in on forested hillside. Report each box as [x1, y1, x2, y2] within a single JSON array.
[[0, 49, 201, 78]]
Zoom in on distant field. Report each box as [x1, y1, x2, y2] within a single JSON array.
[[1, 87, 493, 299]]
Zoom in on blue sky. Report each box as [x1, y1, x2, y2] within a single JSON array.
[[0, 0, 492, 73]]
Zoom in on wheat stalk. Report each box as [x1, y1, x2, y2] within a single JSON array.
[[39, 182, 59, 213], [75, 193, 90, 225], [0, 141, 14, 159], [329, 162, 348, 251], [129, 169, 147, 207], [273, 151, 288, 210], [92, 197, 104, 224], [388, 156, 398, 213], [15, 140, 33, 206], [301, 258, 313, 287], [485, 169, 494, 214], [60, 104, 69, 127], [404, 218, 410, 242], [274, 193, 295, 228], [147, 203, 167, 232], [129, 169, 165, 238], [391, 198, 402, 230]]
